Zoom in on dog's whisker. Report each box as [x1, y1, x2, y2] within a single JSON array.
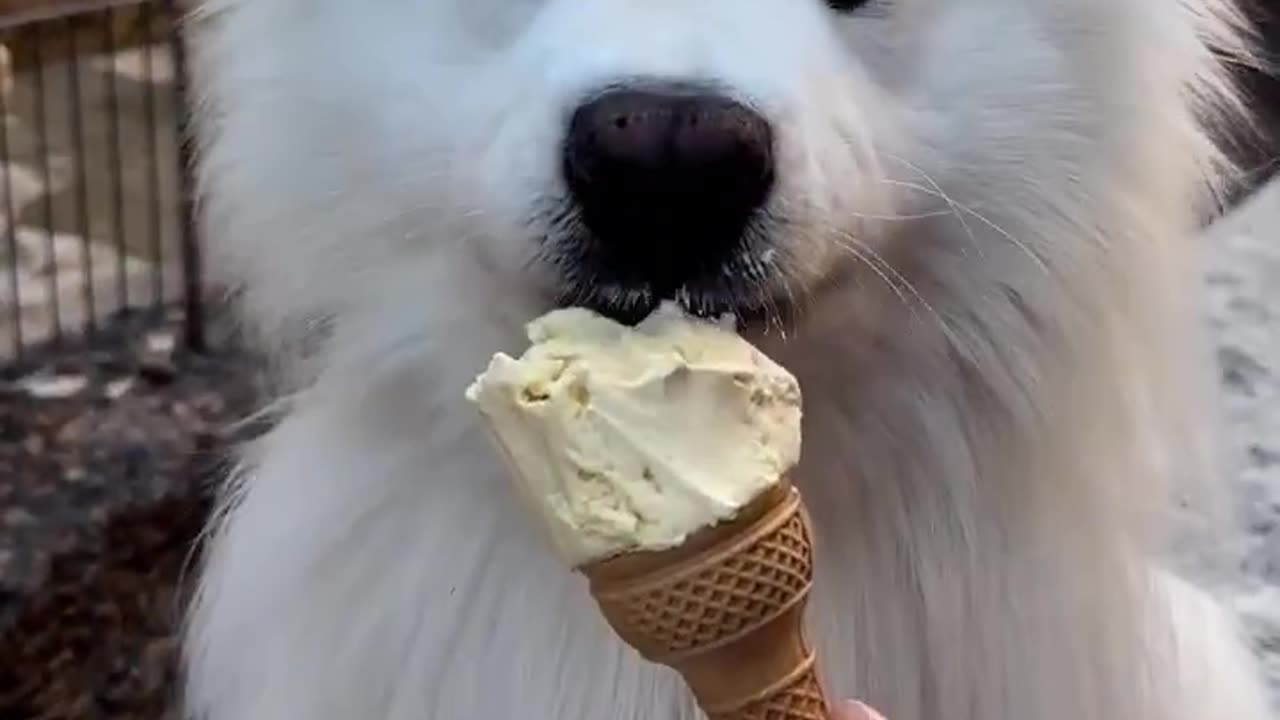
[[827, 136, 992, 262], [751, 258, 786, 337], [874, 174, 982, 265], [878, 158, 1050, 274], [827, 228, 954, 341], [764, 251, 802, 340], [741, 224, 790, 336], [846, 208, 957, 222], [827, 233, 912, 309]]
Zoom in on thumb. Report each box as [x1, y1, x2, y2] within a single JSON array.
[[831, 700, 889, 720]]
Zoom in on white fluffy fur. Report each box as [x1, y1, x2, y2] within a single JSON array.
[[181, 0, 1272, 718]]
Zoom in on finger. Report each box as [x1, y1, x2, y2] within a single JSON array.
[[852, 701, 888, 720], [832, 700, 889, 720]]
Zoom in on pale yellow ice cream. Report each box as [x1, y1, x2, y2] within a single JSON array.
[[464, 302, 803, 567]]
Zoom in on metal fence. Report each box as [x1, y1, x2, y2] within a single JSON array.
[[0, 0, 201, 373]]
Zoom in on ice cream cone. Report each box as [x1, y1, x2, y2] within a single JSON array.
[[581, 481, 829, 720], [464, 304, 820, 717]]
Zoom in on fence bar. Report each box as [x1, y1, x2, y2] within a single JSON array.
[[31, 20, 61, 346], [102, 4, 126, 310], [0, 0, 205, 367], [1, 29, 20, 361], [66, 13, 93, 336], [141, 0, 162, 309], [0, 0, 150, 32], [168, 0, 202, 351]]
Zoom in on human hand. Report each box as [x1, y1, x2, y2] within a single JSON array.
[[830, 700, 888, 720]]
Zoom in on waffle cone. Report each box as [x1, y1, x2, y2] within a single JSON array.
[[581, 482, 828, 720]]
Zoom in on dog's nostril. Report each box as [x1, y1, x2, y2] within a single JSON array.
[[562, 85, 776, 291]]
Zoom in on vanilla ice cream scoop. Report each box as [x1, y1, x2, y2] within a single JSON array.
[[464, 302, 803, 567]]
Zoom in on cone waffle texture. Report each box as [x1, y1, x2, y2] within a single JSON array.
[[711, 655, 827, 720], [583, 483, 829, 720]]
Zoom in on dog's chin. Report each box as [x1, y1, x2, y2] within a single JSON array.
[[536, 202, 801, 329], [552, 288, 661, 327], [550, 277, 794, 332]]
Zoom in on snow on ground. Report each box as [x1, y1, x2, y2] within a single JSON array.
[[1200, 178, 1280, 704]]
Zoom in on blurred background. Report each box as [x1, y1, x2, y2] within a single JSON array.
[[0, 0, 1274, 718]]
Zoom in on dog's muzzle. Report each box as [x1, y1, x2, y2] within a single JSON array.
[[559, 82, 777, 302]]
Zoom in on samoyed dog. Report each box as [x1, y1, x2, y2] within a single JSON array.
[[181, 0, 1272, 718]]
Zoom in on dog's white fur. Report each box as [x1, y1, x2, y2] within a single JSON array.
[[181, 0, 1273, 718]]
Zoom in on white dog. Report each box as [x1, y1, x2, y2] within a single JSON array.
[[180, 0, 1272, 718]]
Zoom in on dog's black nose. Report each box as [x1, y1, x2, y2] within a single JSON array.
[[562, 87, 775, 290]]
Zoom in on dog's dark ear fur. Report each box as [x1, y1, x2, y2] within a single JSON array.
[[1220, 0, 1280, 205]]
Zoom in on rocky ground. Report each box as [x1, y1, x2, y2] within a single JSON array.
[[0, 308, 265, 719]]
